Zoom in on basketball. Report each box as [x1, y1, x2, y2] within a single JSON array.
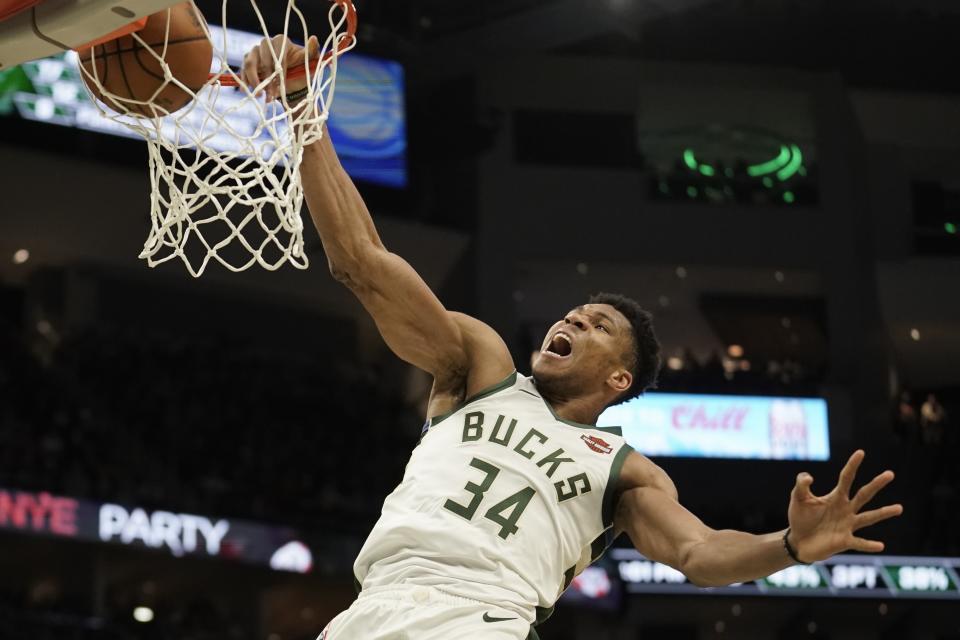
[[76, 2, 212, 117]]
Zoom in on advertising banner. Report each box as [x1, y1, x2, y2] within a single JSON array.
[[599, 393, 830, 460], [0, 487, 313, 573]]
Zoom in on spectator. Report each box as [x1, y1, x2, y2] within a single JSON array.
[[897, 391, 918, 440], [0, 323, 418, 535], [921, 393, 947, 445]]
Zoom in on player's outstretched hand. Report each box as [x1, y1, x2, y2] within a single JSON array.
[[786, 450, 903, 564], [240, 35, 320, 103]]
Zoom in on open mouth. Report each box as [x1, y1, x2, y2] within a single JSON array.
[[543, 332, 573, 358]]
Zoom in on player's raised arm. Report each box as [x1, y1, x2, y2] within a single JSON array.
[[300, 133, 513, 387], [241, 37, 513, 394], [614, 450, 903, 587]]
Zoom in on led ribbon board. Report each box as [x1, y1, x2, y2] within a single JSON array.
[[599, 392, 830, 460], [0, 487, 314, 573], [610, 549, 960, 600]]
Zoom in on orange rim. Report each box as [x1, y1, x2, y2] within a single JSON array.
[[73, 17, 148, 52], [213, 0, 356, 88], [0, 0, 42, 24]]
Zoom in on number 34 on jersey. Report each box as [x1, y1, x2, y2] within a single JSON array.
[[443, 410, 596, 539]]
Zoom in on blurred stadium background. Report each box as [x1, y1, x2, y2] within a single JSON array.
[[1, 0, 959, 638]]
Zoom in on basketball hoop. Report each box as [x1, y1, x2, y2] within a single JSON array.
[[76, 0, 357, 277]]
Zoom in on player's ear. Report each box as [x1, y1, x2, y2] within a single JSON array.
[[607, 368, 632, 395]]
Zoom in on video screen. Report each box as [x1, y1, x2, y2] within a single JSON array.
[[599, 392, 830, 460], [0, 25, 407, 188]]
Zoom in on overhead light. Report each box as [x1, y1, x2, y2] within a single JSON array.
[[12, 249, 29, 264], [658, 295, 670, 308], [774, 270, 785, 283], [576, 262, 589, 275], [132, 606, 154, 623], [727, 344, 744, 358], [667, 356, 683, 371], [910, 328, 920, 341], [675, 266, 687, 279]]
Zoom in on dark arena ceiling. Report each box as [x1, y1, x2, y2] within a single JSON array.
[[207, 0, 960, 93]]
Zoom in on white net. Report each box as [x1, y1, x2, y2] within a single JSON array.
[[76, 0, 356, 277]]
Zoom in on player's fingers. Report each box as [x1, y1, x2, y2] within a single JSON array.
[[837, 449, 865, 498], [849, 536, 884, 553], [289, 35, 319, 79], [853, 504, 903, 530], [284, 36, 311, 71], [242, 51, 261, 91], [306, 35, 320, 60], [258, 37, 277, 66], [257, 38, 278, 100], [791, 472, 815, 501], [851, 470, 895, 511]]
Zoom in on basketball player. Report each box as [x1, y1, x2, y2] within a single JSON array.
[[242, 37, 903, 640]]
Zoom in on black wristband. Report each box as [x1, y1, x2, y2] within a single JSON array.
[[783, 528, 809, 564], [285, 87, 309, 104]]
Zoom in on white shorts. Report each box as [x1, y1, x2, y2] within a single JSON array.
[[319, 585, 534, 640]]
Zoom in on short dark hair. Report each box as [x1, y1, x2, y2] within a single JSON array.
[[588, 292, 662, 406]]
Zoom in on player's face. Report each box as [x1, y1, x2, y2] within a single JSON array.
[[532, 303, 633, 398]]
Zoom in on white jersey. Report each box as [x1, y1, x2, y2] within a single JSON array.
[[353, 372, 632, 628]]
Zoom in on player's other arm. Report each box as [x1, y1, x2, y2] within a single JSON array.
[[613, 450, 903, 587]]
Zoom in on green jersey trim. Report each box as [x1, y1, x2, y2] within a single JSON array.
[[534, 603, 554, 627], [533, 563, 575, 629], [562, 565, 577, 592], [535, 530, 618, 631], [428, 371, 518, 427], [601, 443, 633, 528], [594, 425, 623, 436], [590, 529, 615, 563]]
